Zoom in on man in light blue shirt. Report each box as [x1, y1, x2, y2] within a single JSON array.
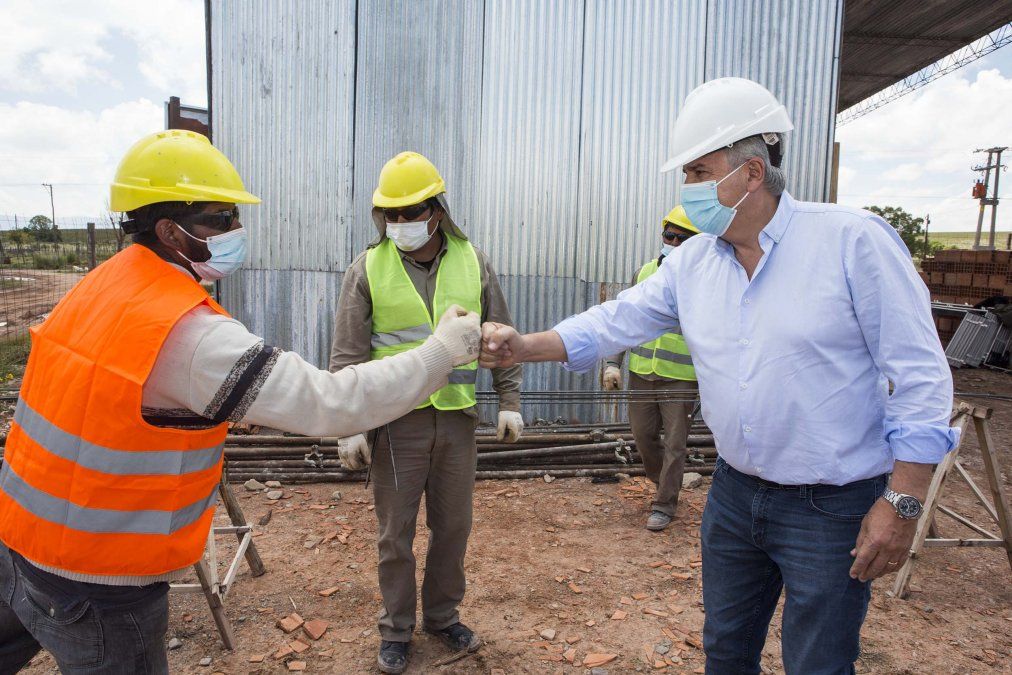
[[479, 78, 958, 675]]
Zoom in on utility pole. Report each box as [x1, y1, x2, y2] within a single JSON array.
[[972, 147, 1007, 250], [41, 183, 57, 239], [923, 213, 930, 257]]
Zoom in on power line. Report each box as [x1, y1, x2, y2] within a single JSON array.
[[839, 194, 1011, 200]]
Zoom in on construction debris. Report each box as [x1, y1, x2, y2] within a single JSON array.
[[682, 472, 704, 489], [277, 613, 304, 633]]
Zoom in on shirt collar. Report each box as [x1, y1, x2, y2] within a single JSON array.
[[712, 190, 795, 257], [761, 191, 794, 244]]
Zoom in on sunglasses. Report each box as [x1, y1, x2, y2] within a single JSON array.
[[179, 208, 240, 233], [663, 231, 692, 243], [383, 202, 432, 221]]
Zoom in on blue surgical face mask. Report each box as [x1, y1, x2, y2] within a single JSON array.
[[680, 162, 750, 237], [175, 224, 248, 281], [660, 243, 675, 257]]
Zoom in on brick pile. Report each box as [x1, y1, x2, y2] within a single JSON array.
[[919, 249, 1012, 346], [920, 250, 1012, 304]]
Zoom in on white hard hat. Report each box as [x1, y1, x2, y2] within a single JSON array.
[[660, 77, 794, 174]]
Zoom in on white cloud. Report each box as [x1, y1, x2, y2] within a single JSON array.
[[882, 163, 924, 183], [0, 0, 205, 103], [0, 99, 163, 217], [837, 67, 1012, 232]]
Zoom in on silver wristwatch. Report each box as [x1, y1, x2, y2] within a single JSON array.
[[882, 487, 923, 519]]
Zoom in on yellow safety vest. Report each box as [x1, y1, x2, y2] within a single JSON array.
[[627, 259, 696, 381], [365, 235, 481, 410]]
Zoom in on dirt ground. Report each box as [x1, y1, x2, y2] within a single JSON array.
[[19, 369, 1012, 674], [0, 269, 83, 335]]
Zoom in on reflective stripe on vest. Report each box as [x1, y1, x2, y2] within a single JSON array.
[[628, 259, 697, 381], [366, 235, 482, 410], [0, 245, 230, 578], [13, 400, 223, 476], [0, 462, 218, 536]]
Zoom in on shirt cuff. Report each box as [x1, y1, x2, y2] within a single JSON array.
[[886, 421, 961, 464], [552, 322, 600, 373], [415, 337, 454, 386]]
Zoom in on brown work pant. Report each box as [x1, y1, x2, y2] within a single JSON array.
[[628, 373, 695, 516], [370, 407, 477, 642]]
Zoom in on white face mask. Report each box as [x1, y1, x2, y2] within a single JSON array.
[[386, 216, 435, 252], [660, 243, 675, 257], [175, 224, 248, 281]]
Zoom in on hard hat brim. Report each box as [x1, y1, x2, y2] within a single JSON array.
[[111, 182, 261, 213], [372, 182, 446, 209]]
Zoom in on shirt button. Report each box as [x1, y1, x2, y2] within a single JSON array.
[[739, 338, 750, 346], [740, 383, 748, 390], [756, 467, 763, 473], [744, 298, 751, 304], [744, 425, 752, 433]]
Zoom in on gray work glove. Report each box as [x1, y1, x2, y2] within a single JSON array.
[[432, 304, 481, 367], [497, 410, 524, 443], [602, 365, 622, 390], [337, 434, 371, 470]]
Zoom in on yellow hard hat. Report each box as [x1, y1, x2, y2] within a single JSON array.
[[110, 130, 260, 212], [373, 151, 446, 208], [663, 205, 699, 234]]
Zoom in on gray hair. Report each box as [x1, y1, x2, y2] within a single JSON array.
[[725, 134, 786, 196]]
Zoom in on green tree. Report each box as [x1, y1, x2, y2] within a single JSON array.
[[24, 215, 61, 243], [864, 205, 926, 258]]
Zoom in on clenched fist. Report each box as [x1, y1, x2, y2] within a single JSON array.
[[433, 304, 482, 366], [480, 322, 524, 369]]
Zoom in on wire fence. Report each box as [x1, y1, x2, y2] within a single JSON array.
[[0, 215, 124, 362]]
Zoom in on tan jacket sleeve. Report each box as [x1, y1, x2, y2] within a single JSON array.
[[476, 248, 522, 412], [329, 252, 373, 372], [142, 306, 455, 438]]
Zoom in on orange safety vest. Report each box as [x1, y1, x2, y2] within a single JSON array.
[[0, 244, 230, 579]]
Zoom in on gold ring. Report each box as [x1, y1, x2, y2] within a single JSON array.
[[887, 561, 899, 566]]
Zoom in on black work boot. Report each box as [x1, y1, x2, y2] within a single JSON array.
[[377, 640, 409, 674], [426, 622, 482, 652]]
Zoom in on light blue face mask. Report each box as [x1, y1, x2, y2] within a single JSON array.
[[660, 243, 675, 257], [176, 224, 248, 281], [681, 162, 750, 237]]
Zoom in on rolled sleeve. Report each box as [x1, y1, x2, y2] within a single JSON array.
[[886, 421, 960, 464], [553, 256, 681, 373], [846, 214, 960, 464]]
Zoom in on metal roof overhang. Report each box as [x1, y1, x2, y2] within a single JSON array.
[[839, 0, 1012, 111]]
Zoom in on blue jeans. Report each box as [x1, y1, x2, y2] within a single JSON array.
[[701, 458, 887, 675], [0, 542, 169, 674]]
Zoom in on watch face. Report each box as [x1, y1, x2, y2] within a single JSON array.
[[896, 495, 922, 519]]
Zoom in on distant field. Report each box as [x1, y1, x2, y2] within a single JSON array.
[[928, 231, 1012, 250]]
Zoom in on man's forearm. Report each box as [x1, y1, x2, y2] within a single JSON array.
[[519, 330, 569, 363], [888, 460, 934, 502]]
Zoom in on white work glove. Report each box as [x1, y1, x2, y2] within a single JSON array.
[[602, 365, 622, 391], [497, 411, 525, 443], [432, 304, 482, 367], [337, 434, 371, 470]]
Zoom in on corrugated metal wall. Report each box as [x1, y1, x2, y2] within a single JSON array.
[[211, 0, 844, 423], [210, 0, 356, 272], [705, 0, 843, 202]]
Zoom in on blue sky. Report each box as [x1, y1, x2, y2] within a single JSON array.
[[835, 47, 1012, 233], [0, 1, 1008, 233]]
